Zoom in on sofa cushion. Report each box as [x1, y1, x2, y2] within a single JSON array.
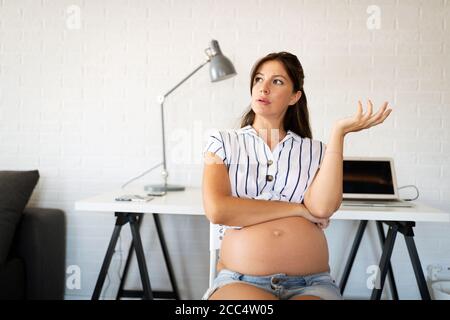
[[0, 257, 26, 299], [0, 170, 39, 264]]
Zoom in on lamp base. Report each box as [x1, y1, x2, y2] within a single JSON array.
[[144, 184, 186, 193]]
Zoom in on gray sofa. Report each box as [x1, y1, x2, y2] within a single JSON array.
[[0, 207, 66, 300]]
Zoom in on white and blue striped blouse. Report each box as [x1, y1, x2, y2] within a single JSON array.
[[203, 124, 327, 246], [203, 124, 326, 204]]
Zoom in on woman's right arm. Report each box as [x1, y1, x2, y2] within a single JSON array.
[[202, 151, 327, 227]]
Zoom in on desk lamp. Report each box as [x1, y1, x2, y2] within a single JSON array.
[[145, 40, 236, 193]]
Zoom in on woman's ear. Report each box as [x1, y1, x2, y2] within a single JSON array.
[[289, 91, 302, 106]]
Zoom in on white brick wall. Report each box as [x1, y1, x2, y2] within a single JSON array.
[[1, 0, 449, 300]]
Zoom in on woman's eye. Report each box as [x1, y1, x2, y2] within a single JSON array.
[[254, 77, 263, 83], [274, 79, 284, 85]]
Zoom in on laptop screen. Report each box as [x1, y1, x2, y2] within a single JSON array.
[[343, 159, 395, 196]]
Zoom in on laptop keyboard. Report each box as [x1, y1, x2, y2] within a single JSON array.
[[342, 199, 415, 208]]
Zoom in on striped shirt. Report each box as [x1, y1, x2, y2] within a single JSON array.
[[203, 124, 327, 247], [204, 124, 326, 202]]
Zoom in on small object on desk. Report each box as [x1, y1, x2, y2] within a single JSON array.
[[147, 191, 166, 197], [115, 194, 154, 202]]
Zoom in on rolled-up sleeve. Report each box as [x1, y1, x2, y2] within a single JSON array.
[[203, 130, 226, 163]]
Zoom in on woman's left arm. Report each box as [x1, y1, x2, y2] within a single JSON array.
[[304, 100, 393, 218]]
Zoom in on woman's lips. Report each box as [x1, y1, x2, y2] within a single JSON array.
[[257, 98, 271, 105]]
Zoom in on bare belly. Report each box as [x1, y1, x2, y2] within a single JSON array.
[[219, 216, 330, 276]]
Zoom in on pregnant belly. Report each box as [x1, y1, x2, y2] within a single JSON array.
[[219, 216, 330, 276]]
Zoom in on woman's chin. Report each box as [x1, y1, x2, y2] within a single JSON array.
[[252, 106, 276, 117]]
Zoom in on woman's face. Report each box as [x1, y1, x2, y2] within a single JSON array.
[[251, 60, 301, 121]]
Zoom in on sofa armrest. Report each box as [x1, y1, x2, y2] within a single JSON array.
[[13, 207, 66, 300]]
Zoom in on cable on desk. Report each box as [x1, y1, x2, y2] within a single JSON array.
[[121, 162, 163, 189], [398, 184, 419, 201]]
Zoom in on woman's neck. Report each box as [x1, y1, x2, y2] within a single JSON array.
[[251, 119, 287, 150], [252, 118, 286, 138]]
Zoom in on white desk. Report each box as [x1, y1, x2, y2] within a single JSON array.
[[75, 188, 204, 300], [76, 187, 449, 222], [76, 188, 204, 216], [75, 187, 450, 300]]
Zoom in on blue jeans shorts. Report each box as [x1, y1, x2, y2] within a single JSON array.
[[202, 269, 343, 300]]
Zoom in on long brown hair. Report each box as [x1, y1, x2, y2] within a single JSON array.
[[240, 52, 312, 139]]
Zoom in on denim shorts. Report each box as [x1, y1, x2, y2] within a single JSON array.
[[202, 269, 343, 300]]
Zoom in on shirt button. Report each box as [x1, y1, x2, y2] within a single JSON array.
[[267, 160, 273, 166], [266, 175, 273, 182]]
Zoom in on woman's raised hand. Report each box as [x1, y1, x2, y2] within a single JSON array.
[[334, 100, 393, 136]]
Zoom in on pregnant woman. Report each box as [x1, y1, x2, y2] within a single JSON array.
[[202, 52, 392, 300]]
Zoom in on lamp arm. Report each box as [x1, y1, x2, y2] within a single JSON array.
[[162, 59, 210, 100], [159, 58, 210, 186]]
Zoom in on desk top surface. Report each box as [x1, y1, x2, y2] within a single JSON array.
[[75, 187, 450, 223]]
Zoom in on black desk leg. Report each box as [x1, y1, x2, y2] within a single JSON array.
[[153, 214, 180, 300], [93, 213, 153, 300], [404, 234, 431, 300], [340, 220, 368, 294], [116, 213, 143, 300], [129, 214, 153, 300], [371, 224, 398, 300], [114, 213, 179, 300], [376, 221, 399, 300], [92, 213, 128, 300]]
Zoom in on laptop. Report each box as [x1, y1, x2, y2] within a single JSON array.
[[341, 157, 415, 208]]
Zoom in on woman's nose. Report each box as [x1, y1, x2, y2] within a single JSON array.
[[260, 83, 269, 94]]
